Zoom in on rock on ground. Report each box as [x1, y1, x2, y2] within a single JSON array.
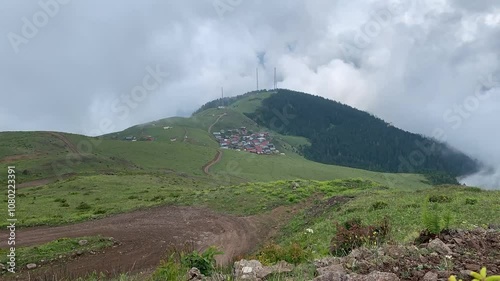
[[26, 263, 37, 270], [422, 271, 438, 281], [233, 259, 293, 280], [427, 238, 452, 255]]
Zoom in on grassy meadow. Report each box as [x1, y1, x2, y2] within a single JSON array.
[[0, 236, 113, 269], [277, 185, 500, 257], [1, 102, 499, 280]]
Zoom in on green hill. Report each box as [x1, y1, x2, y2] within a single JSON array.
[[1, 89, 497, 281], [196, 89, 480, 178], [0, 107, 430, 190], [3, 88, 477, 190]]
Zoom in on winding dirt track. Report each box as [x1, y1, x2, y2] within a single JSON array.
[[1, 205, 288, 280], [201, 113, 228, 175], [48, 132, 80, 155], [208, 113, 226, 134], [202, 150, 223, 175]]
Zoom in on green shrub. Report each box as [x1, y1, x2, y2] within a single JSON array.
[[288, 195, 299, 203], [150, 195, 166, 202], [76, 202, 91, 211], [343, 218, 362, 230], [421, 203, 452, 235], [256, 243, 311, 265], [93, 208, 106, 215], [181, 246, 222, 276], [465, 186, 483, 192], [152, 246, 222, 279], [423, 172, 459, 185], [152, 253, 185, 281], [330, 218, 390, 256], [371, 201, 388, 210], [429, 195, 452, 203], [465, 198, 478, 205], [405, 203, 420, 208]]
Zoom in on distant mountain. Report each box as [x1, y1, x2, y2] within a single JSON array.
[[197, 89, 480, 178]]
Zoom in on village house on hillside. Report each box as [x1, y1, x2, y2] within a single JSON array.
[[122, 135, 154, 142], [212, 127, 279, 155]]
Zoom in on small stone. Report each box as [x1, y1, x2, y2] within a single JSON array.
[[428, 238, 453, 255], [76, 250, 83, 256], [78, 239, 88, 246], [314, 271, 346, 281], [187, 267, 204, 281], [460, 270, 472, 277], [317, 264, 346, 277], [26, 263, 37, 270], [423, 271, 438, 281], [438, 271, 452, 278], [349, 248, 364, 259], [465, 264, 481, 272], [346, 271, 400, 281], [314, 257, 342, 268]]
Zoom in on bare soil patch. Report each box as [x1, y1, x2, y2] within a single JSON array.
[[0, 205, 291, 280]]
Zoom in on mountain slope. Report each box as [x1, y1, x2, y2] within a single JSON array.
[[195, 89, 479, 177], [240, 89, 479, 177]]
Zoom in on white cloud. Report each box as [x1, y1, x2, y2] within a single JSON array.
[[0, 0, 499, 188]]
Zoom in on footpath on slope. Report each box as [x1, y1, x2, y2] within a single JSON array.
[[6, 132, 80, 189], [203, 150, 222, 175], [202, 113, 227, 175], [48, 132, 81, 155]]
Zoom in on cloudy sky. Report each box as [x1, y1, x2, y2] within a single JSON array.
[[0, 0, 499, 188]]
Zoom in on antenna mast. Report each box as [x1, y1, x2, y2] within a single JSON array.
[[256, 68, 259, 91], [274, 67, 277, 89]]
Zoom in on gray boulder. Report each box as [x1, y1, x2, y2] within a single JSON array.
[[233, 259, 294, 280], [427, 238, 453, 255], [346, 271, 400, 281]]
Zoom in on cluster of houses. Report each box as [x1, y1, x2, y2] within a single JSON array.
[[123, 135, 155, 142], [212, 127, 280, 155]]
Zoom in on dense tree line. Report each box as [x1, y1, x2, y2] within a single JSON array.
[[246, 89, 480, 177]]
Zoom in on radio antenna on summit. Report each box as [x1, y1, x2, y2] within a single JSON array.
[[274, 67, 277, 90], [256, 68, 259, 91], [221, 87, 224, 107]]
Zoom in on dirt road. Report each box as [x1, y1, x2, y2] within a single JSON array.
[[202, 150, 223, 175], [208, 113, 226, 134], [1, 205, 288, 280], [48, 132, 80, 155]]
